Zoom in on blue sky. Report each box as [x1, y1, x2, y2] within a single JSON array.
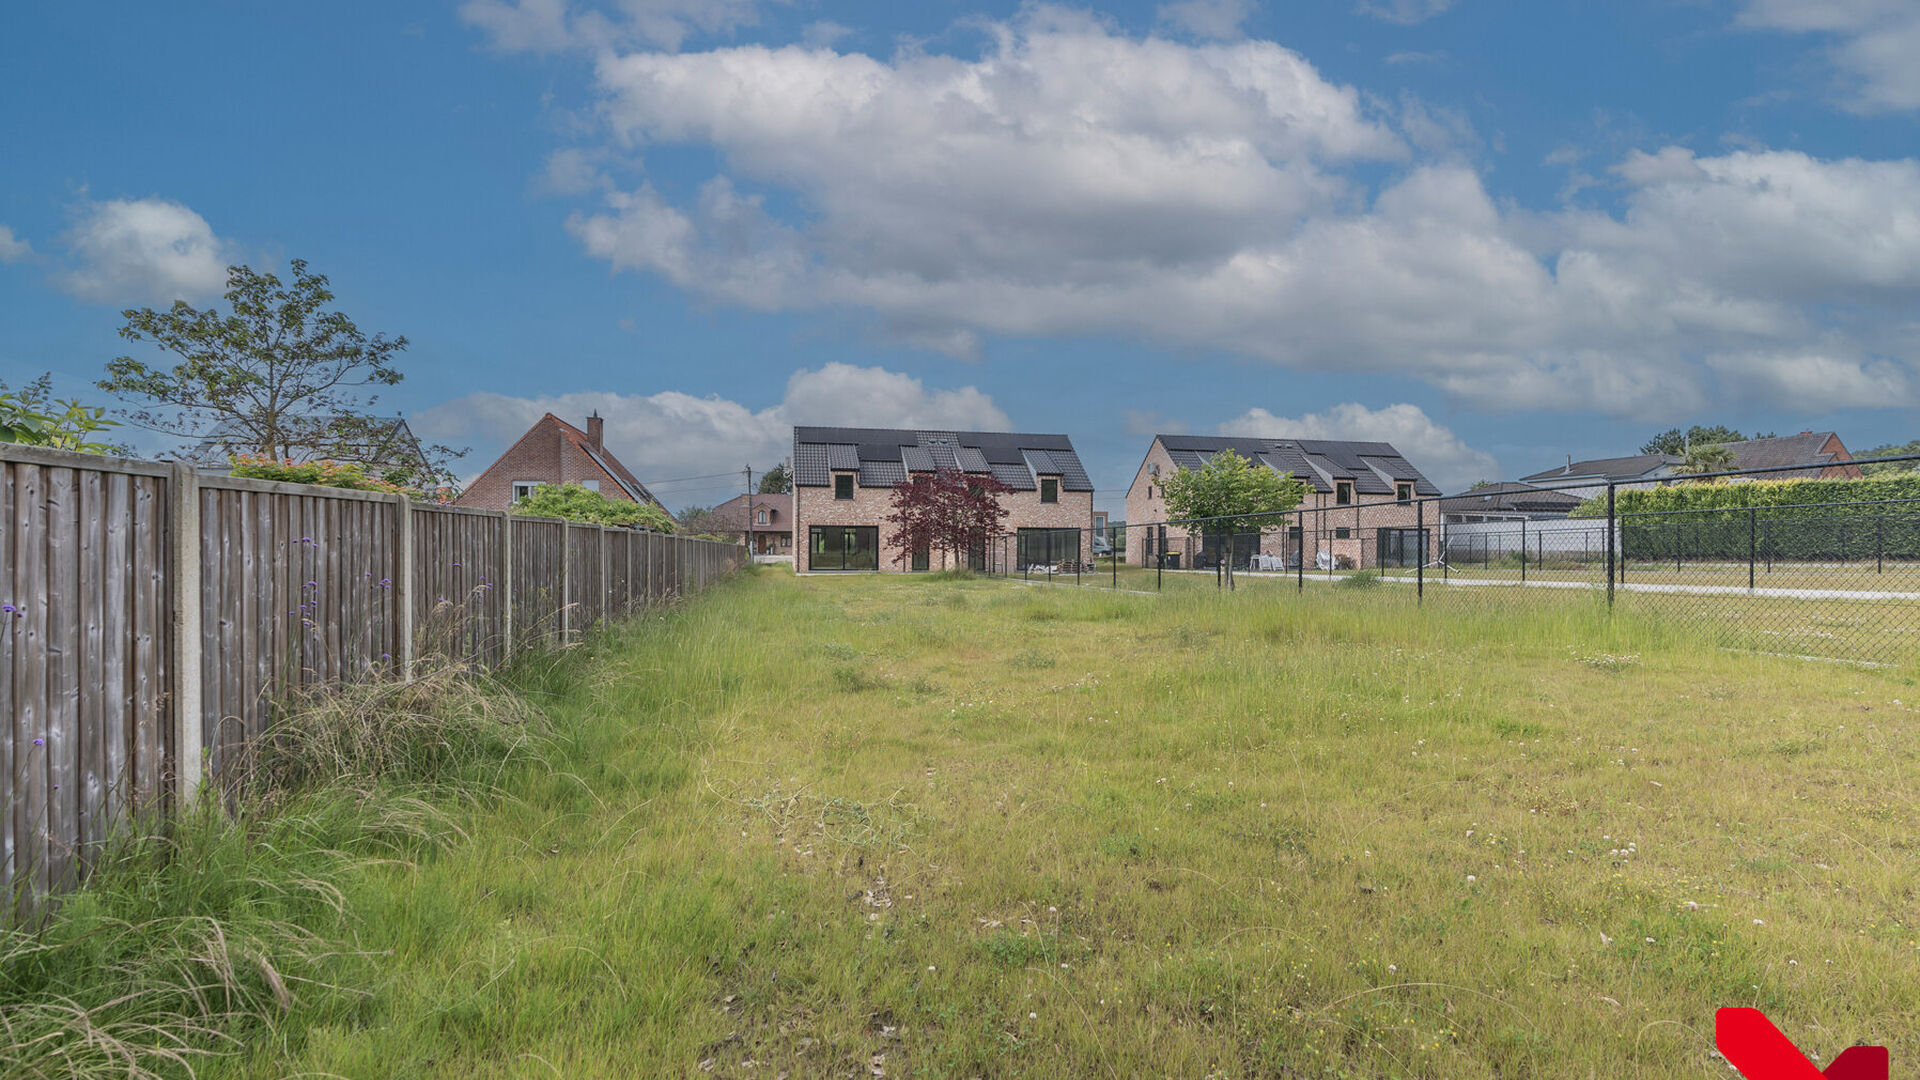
[[4, 0, 1919, 510]]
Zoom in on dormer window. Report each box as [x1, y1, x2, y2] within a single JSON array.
[[834, 474, 854, 500], [756, 509, 769, 524], [1041, 478, 1059, 503], [1336, 481, 1353, 505], [1396, 482, 1413, 502]]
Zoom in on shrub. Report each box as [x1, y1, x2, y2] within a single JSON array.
[[1336, 570, 1383, 589], [229, 453, 423, 497], [512, 482, 677, 531]]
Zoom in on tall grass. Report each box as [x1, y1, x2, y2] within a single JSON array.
[[0, 648, 566, 1078]]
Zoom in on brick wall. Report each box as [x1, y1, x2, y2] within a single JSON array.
[[794, 475, 1094, 572]]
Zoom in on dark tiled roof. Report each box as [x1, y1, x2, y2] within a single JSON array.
[[1439, 481, 1584, 515], [1725, 432, 1849, 474], [1154, 434, 1440, 496], [792, 426, 1093, 491], [1520, 454, 1678, 484]]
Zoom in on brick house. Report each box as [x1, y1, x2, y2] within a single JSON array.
[[1125, 434, 1440, 570], [456, 412, 661, 512], [792, 426, 1095, 572], [709, 492, 794, 555], [1723, 431, 1860, 480]]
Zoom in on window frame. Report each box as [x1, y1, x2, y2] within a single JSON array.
[[833, 474, 855, 500], [1040, 477, 1059, 504], [1396, 482, 1413, 503], [809, 525, 879, 571], [511, 480, 542, 502], [1336, 481, 1354, 506]]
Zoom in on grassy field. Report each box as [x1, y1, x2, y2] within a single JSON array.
[[1043, 562, 1920, 665], [25, 567, 1920, 1078]]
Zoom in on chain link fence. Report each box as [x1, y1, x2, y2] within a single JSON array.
[[992, 456, 1920, 666]]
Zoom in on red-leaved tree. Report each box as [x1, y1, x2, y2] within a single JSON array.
[[885, 469, 1011, 570]]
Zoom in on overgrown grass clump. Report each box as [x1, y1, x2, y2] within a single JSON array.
[[0, 652, 569, 1078]]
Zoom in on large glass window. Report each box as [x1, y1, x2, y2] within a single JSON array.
[[1017, 527, 1081, 569], [810, 526, 879, 570], [834, 474, 855, 500], [1377, 527, 1428, 568]]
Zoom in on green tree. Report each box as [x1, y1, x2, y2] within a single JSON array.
[[98, 259, 464, 484], [758, 462, 792, 494], [0, 372, 128, 454], [677, 504, 719, 534], [1675, 442, 1735, 476], [1640, 425, 1767, 456], [1860, 441, 1920, 476], [1159, 451, 1305, 536], [512, 483, 676, 531]]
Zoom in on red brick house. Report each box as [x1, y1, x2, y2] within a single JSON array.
[[709, 492, 794, 556], [1126, 434, 1440, 570], [456, 412, 661, 511], [792, 426, 1095, 572]]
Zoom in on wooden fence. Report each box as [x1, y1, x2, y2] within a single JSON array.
[[0, 443, 743, 908]]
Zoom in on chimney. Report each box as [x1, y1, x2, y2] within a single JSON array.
[[1565, 454, 1572, 473], [587, 412, 605, 450]]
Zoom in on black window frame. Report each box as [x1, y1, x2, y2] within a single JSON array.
[[1040, 477, 1059, 504], [809, 525, 879, 571], [1336, 481, 1353, 505], [1396, 482, 1413, 503], [833, 474, 855, 500], [1016, 527, 1081, 570], [1334, 526, 1351, 540]]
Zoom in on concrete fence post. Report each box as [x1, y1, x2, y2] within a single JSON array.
[[500, 512, 515, 657], [166, 462, 204, 806], [395, 494, 415, 680]]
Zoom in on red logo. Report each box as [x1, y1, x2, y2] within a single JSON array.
[[1716, 1008, 1887, 1080]]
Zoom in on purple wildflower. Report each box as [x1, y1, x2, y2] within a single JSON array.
[[32, 738, 43, 746], [0, 604, 13, 613]]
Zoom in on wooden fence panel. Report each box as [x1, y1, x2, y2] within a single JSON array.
[[0, 450, 176, 913], [566, 525, 603, 634], [198, 480, 402, 786], [413, 505, 508, 668], [511, 517, 566, 650]]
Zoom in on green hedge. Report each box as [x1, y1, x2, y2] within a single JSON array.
[[1567, 475, 1920, 561]]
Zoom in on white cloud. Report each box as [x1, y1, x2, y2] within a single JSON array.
[[1705, 349, 1915, 411], [58, 197, 233, 305], [460, 0, 766, 53], [529, 13, 1920, 418], [0, 225, 32, 263], [1156, 0, 1255, 40], [414, 363, 1009, 506], [1355, 0, 1454, 26], [1739, 0, 1920, 112], [1218, 402, 1499, 491]]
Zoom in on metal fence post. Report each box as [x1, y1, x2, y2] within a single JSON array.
[[1416, 497, 1424, 602], [1605, 483, 1616, 611], [1296, 510, 1304, 592], [1877, 516, 1884, 574], [167, 462, 204, 806], [1748, 507, 1757, 591], [1519, 516, 1526, 584]]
